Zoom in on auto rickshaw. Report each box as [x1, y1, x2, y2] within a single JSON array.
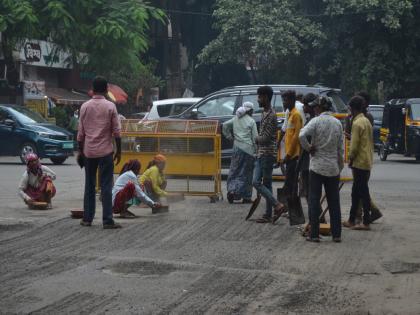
[[379, 98, 420, 161]]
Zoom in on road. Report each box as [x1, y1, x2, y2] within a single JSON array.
[[0, 155, 419, 314]]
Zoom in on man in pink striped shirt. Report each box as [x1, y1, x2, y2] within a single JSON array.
[[77, 76, 122, 229]]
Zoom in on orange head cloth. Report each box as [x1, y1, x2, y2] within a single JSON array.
[[153, 154, 167, 163]]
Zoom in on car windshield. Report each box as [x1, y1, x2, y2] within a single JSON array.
[[327, 92, 347, 113], [369, 107, 383, 121], [8, 106, 47, 124], [411, 104, 420, 120]]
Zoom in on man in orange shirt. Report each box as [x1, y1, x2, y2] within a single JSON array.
[[282, 90, 303, 199]]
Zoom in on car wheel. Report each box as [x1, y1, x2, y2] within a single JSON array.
[[379, 145, 388, 161], [19, 142, 37, 164], [50, 157, 67, 165]]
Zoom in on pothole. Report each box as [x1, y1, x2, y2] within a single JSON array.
[[0, 222, 33, 232], [382, 260, 420, 274], [102, 260, 187, 278]]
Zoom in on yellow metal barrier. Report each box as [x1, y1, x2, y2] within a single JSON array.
[[25, 98, 48, 118], [117, 119, 222, 201]]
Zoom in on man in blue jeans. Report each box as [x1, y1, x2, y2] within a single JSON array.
[[252, 86, 285, 223], [77, 76, 122, 229]]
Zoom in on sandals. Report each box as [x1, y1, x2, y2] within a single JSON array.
[[352, 224, 370, 231], [342, 220, 355, 228], [120, 210, 136, 218], [256, 216, 271, 223], [306, 236, 320, 243], [272, 203, 286, 224]]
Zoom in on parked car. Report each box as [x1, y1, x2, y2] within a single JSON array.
[[171, 85, 347, 165], [0, 104, 74, 164], [144, 98, 202, 120], [368, 105, 384, 150], [128, 112, 149, 120]]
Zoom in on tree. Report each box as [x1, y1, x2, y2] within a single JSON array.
[[198, 0, 420, 99], [198, 0, 324, 83], [310, 0, 420, 98], [0, 0, 165, 84]]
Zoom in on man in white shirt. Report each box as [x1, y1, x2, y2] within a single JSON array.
[[299, 96, 344, 242]]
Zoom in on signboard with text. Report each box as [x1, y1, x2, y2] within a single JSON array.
[[18, 40, 73, 69]]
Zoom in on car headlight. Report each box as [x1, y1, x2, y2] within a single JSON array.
[[37, 132, 53, 139]]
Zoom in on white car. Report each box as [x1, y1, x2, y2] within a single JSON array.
[[144, 98, 202, 120]]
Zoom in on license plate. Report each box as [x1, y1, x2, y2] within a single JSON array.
[[62, 142, 74, 149]]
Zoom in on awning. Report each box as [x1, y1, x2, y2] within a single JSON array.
[[88, 83, 128, 105], [46, 87, 89, 106]]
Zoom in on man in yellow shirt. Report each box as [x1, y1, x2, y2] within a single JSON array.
[[282, 90, 303, 198], [345, 96, 374, 230]]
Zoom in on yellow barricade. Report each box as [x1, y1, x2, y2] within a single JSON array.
[[117, 119, 222, 202], [25, 98, 48, 118]]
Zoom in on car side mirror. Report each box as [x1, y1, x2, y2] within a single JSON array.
[[189, 108, 199, 120], [4, 119, 15, 127]]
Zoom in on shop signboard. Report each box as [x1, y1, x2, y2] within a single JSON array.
[[19, 40, 72, 69]]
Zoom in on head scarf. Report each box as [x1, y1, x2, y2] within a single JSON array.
[[26, 153, 43, 177], [153, 154, 167, 163], [236, 102, 254, 118]]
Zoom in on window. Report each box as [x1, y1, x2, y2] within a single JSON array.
[[273, 94, 284, 112], [156, 104, 172, 117], [369, 108, 384, 122], [7, 106, 46, 124], [0, 109, 10, 124], [410, 104, 420, 120], [241, 94, 260, 113], [172, 103, 194, 116], [327, 92, 347, 113], [197, 96, 236, 117], [241, 94, 283, 114]]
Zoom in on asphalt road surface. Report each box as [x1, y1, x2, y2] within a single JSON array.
[[0, 155, 419, 314]]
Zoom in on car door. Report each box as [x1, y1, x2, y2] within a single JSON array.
[[0, 108, 19, 155], [368, 106, 384, 148]]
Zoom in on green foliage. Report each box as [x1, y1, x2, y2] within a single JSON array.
[[313, 0, 419, 98], [109, 59, 165, 106], [0, 0, 166, 84], [199, 0, 324, 67], [51, 106, 68, 129], [200, 0, 420, 99]]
